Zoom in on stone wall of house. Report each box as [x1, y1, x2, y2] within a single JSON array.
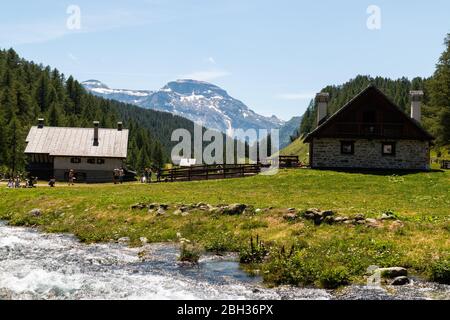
[[311, 138, 430, 170]]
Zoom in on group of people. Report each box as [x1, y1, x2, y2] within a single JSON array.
[[141, 167, 162, 183], [6, 175, 37, 188], [113, 167, 125, 184]]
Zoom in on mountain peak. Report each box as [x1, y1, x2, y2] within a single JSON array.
[[82, 80, 109, 90], [83, 79, 286, 135], [163, 79, 228, 97]]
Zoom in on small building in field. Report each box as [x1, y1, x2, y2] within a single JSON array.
[[25, 120, 130, 182], [304, 86, 434, 170]]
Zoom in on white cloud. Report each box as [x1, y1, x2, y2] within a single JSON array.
[[0, 9, 150, 46], [207, 57, 216, 64], [178, 69, 231, 82], [277, 93, 315, 100], [68, 52, 79, 62]]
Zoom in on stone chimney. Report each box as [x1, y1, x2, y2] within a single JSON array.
[[37, 118, 45, 129], [316, 92, 330, 125], [93, 121, 99, 146], [117, 122, 123, 131], [410, 90, 424, 123]]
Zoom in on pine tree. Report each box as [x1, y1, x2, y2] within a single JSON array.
[[136, 147, 150, 172], [48, 102, 61, 126], [35, 73, 51, 113], [428, 34, 450, 146], [152, 143, 164, 168], [6, 114, 25, 174]]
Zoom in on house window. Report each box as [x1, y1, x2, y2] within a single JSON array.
[[382, 142, 396, 156], [341, 141, 355, 155], [97, 158, 105, 165], [87, 158, 96, 164], [70, 157, 82, 164]]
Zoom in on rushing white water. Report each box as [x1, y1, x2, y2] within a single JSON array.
[[0, 222, 330, 300], [1, 221, 449, 300]]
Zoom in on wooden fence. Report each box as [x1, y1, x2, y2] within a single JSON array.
[[159, 164, 262, 182], [263, 155, 301, 168]]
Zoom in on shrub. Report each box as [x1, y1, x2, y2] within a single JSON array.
[[262, 251, 319, 286], [179, 243, 202, 264], [319, 266, 350, 289], [204, 231, 240, 253], [429, 258, 450, 284], [239, 235, 269, 264]]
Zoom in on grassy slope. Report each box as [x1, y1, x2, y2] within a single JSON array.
[[0, 168, 449, 286], [279, 137, 309, 164]]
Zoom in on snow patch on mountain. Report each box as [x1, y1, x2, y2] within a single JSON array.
[[82, 79, 285, 134]]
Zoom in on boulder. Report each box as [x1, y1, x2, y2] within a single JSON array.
[[323, 216, 336, 224], [173, 209, 183, 216], [131, 203, 147, 210], [389, 220, 405, 231], [118, 237, 130, 244], [156, 208, 166, 216], [222, 203, 247, 215], [302, 208, 335, 225], [322, 210, 335, 218], [333, 216, 348, 223], [29, 208, 42, 217], [179, 205, 189, 212], [139, 237, 148, 245], [148, 203, 159, 210], [391, 276, 410, 286], [354, 213, 365, 221], [195, 202, 207, 209], [283, 213, 299, 222], [380, 211, 397, 220], [365, 218, 382, 228], [159, 204, 169, 210], [374, 267, 408, 278]]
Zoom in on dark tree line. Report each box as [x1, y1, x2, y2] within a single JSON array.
[[296, 34, 450, 148]]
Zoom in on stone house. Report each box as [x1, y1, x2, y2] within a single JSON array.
[[24, 120, 131, 182], [304, 85, 434, 170]]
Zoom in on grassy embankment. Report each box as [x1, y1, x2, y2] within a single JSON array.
[[0, 168, 449, 288]]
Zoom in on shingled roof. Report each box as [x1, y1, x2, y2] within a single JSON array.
[[304, 85, 434, 142], [25, 126, 129, 158]]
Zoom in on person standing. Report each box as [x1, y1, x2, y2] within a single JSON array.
[[113, 168, 119, 184], [148, 168, 152, 183], [119, 167, 125, 184], [14, 176, 21, 188], [156, 168, 162, 182], [143, 168, 149, 184], [68, 169, 75, 186]]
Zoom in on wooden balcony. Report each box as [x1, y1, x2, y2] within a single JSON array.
[[335, 122, 404, 138]]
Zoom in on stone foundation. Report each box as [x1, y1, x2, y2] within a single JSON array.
[[311, 138, 430, 170]]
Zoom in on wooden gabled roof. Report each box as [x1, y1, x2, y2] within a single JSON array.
[[25, 126, 129, 158], [304, 85, 434, 142]]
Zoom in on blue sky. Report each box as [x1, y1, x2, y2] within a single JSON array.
[[1, 0, 449, 120]]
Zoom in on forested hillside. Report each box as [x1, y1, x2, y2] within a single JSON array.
[[0, 48, 202, 174], [298, 34, 450, 148]]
